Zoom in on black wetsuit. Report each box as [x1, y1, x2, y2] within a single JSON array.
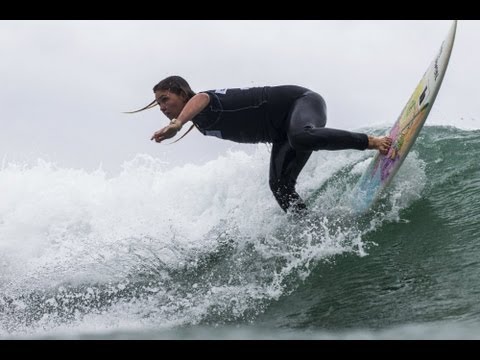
[[192, 85, 369, 212]]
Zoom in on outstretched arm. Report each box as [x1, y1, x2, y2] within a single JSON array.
[[151, 93, 210, 143]]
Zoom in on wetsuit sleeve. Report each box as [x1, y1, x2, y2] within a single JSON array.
[[192, 91, 222, 131], [199, 91, 221, 112]]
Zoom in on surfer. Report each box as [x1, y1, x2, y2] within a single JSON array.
[[134, 76, 392, 213]]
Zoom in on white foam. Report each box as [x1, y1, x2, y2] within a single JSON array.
[[0, 146, 427, 337]]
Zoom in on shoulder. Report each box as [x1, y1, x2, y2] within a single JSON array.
[[195, 91, 212, 103]]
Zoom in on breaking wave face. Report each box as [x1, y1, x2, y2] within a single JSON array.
[[1, 125, 479, 339]]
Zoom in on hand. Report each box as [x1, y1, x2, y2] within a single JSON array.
[[150, 125, 179, 143]]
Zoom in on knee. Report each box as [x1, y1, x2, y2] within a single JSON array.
[[268, 179, 307, 213], [288, 130, 311, 152], [269, 178, 283, 194], [269, 179, 294, 209], [269, 178, 288, 203]]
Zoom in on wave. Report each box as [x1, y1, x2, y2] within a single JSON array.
[[1, 125, 478, 337]]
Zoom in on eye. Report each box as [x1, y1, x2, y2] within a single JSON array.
[[156, 96, 168, 105]]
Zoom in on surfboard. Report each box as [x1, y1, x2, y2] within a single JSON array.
[[351, 20, 457, 214]]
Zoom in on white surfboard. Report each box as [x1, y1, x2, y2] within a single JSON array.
[[352, 20, 457, 214]]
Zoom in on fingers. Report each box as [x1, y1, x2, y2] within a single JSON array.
[[151, 129, 166, 143], [151, 133, 160, 142], [380, 137, 393, 155], [150, 126, 177, 143]]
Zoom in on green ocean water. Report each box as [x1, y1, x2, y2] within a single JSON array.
[[259, 126, 480, 330]]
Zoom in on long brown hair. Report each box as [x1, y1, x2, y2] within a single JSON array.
[[153, 76, 196, 100], [124, 75, 196, 114]]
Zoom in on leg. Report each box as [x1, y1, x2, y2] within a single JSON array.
[[287, 91, 369, 152], [269, 141, 312, 213]]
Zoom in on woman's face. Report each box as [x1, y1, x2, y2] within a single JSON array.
[[154, 89, 187, 120]]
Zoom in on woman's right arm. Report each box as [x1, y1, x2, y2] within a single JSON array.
[[175, 93, 210, 126], [151, 93, 210, 143]]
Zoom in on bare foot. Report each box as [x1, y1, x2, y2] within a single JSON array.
[[368, 136, 393, 155]]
